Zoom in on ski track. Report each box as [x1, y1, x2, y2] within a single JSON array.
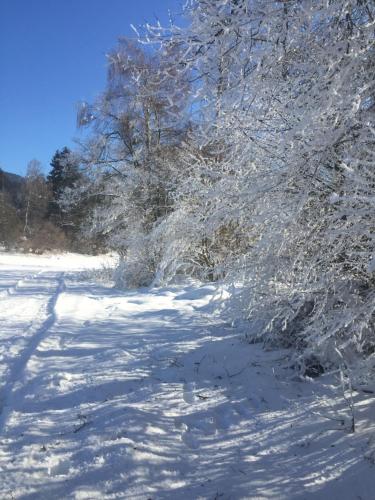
[[0, 254, 375, 500], [0, 272, 65, 433]]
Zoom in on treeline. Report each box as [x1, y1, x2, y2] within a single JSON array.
[[0, 148, 98, 253], [56, 0, 375, 380]]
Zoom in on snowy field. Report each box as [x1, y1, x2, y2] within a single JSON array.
[[0, 253, 374, 500]]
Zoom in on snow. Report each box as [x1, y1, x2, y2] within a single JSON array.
[[368, 256, 375, 274], [0, 252, 374, 499]]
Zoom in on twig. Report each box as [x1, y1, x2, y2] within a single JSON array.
[[197, 393, 210, 400]]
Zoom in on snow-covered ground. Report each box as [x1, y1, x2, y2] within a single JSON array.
[[0, 253, 374, 499]]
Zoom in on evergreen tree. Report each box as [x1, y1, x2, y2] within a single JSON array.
[[47, 147, 81, 222], [47, 147, 86, 249]]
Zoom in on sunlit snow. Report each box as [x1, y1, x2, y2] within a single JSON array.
[[0, 253, 374, 499]]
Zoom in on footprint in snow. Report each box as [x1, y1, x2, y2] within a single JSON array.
[[180, 423, 200, 450], [183, 382, 196, 404]]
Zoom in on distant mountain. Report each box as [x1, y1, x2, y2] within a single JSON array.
[[0, 169, 25, 207]]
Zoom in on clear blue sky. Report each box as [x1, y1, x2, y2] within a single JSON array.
[[0, 0, 183, 176]]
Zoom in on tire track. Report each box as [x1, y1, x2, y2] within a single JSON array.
[[0, 273, 65, 433]]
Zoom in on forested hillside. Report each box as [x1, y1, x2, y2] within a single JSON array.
[[0, 169, 24, 206], [0, 150, 96, 253]]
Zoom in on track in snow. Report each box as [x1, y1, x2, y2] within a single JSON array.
[[0, 273, 65, 432]]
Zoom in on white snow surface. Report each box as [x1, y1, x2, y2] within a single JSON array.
[[0, 252, 374, 499]]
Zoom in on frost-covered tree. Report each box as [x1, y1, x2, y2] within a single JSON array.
[[147, 0, 375, 379], [67, 0, 375, 381], [69, 39, 190, 283]]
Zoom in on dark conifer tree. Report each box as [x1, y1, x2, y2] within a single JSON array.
[[47, 147, 81, 223], [47, 147, 84, 248]]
